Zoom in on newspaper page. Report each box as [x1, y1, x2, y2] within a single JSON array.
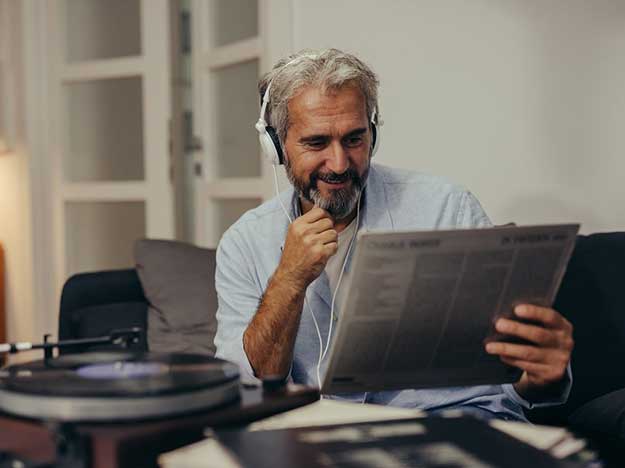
[[322, 224, 579, 394]]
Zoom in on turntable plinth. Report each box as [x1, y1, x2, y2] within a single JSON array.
[[0, 384, 319, 468]]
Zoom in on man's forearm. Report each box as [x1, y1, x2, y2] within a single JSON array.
[[243, 268, 307, 378]]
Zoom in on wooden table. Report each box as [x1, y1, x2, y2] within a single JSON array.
[[0, 384, 319, 468]]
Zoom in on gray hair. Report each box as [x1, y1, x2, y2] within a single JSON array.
[[258, 48, 380, 146]]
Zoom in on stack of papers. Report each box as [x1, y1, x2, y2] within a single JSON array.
[[247, 399, 425, 431]]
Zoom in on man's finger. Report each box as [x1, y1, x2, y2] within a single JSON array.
[[485, 341, 545, 362], [323, 242, 338, 256], [514, 305, 572, 332], [499, 357, 552, 375], [316, 229, 338, 245], [301, 206, 332, 223], [307, 217, 334, 234], [495, 318, 558, 346]]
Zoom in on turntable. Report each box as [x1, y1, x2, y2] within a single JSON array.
[[0, 329, 240, 422], [0, 329, 318, 468]]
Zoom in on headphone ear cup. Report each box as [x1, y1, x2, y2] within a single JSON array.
[[257, 124, 284, 166], [266, 126, 284, 165], [370, 123, 380, 158]]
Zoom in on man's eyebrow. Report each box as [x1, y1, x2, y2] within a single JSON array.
[[343, 128, 368, 138], [298, 127, 368, 144], [298, 134, 328, 144]]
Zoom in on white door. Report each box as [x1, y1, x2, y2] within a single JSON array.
[[190, 0, 292, 248], [41, 0, 176, 324]]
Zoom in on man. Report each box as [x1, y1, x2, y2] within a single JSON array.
[[214, 48, 573, 421]]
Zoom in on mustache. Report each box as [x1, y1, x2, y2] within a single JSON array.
[[310, 168, 360, 186]]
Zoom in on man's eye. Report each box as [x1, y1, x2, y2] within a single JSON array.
[[305, 140, 326, 149], [344, 136, 364, 147]]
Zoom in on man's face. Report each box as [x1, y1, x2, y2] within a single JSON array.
[[282, 84, 373, 220]]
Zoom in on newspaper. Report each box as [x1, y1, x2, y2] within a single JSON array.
[[322, 224, 579, 394]]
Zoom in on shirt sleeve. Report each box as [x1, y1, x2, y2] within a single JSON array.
[[456, 191, 493, 228], [503, 363, 573, 409], [213, 226, 262, 385]]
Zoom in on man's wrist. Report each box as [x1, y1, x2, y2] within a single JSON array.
[[513, 373, 569, 403], [274, 263, 311, 293]]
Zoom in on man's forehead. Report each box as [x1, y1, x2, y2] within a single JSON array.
[[287, 84, 368, 131]]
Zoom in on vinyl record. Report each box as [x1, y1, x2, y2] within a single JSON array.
[[0, 352, 240, 422]]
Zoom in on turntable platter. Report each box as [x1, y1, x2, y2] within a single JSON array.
[[0, 352, 240, 422]]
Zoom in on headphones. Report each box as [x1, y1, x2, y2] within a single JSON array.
[[255, 66, 382, 166], [255, 81, 288, 165]]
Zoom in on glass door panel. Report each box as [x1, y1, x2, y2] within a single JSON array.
[[211, 60, 261, 178], [210, 0, 258, 47], [65, 0, 142, 62], [63, 77, 144, 182], [64, 201, 146, 276], [212, 198, 262, 240]]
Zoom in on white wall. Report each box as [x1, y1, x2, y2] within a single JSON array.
[[292, 0, 625, 234]]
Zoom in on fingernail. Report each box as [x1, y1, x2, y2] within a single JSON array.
[[495, 319, 507, 331], [485, 343, 496, 353], [515, 305, 528, 315]]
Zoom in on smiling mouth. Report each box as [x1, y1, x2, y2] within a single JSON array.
[[320, 180, 350, 188]]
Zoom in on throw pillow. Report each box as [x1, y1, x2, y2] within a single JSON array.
[[134, 239, 217, 356]]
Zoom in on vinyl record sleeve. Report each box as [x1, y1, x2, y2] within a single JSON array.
[[214, 417, 574, 468]]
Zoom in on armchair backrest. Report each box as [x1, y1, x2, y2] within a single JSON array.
[[58, 269, 148, 353]]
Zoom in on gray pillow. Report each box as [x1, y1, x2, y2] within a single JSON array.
[[134, 239, 217, 356]]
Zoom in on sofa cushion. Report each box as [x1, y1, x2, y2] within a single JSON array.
[[134, 239, 217, 356], [569, 388, 625, 440]]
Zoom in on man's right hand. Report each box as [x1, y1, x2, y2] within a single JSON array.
[[277, 207, 338, 288]]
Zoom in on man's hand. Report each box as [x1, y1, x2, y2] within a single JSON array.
[[278, 207, 338, 288], [485, 304, 574, 400]]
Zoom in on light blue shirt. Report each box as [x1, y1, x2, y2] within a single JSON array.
[[214, 164, 571, 421]]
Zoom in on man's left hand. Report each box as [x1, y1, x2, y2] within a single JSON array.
[[485, 304, 574, 400]]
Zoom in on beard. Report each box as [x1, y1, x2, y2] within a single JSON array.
[[285, 160, 368, 220]]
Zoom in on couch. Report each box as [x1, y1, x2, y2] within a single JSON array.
[[58, 234, 625, 446]]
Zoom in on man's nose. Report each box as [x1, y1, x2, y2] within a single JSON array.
[[325, 141, 349, 174]]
